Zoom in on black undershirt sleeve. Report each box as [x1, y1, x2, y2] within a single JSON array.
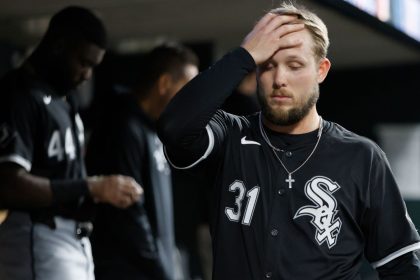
[[0, 163, 88, 209], [376, 252, 420, 279], [157, 47, 256, 165]]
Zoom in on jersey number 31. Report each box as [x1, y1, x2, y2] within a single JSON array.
[[225, 180, 260, 226]]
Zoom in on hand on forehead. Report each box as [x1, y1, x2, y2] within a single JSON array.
[[241, 12, 305, 65]]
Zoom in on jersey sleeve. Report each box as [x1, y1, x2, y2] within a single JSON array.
[[157, 47, 256, 169], [362, 148, 420, 269], [0, 91, 39, 171]]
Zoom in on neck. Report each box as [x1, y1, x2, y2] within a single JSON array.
[[263, 107, 320, 134], [138, 95, 160, 121]]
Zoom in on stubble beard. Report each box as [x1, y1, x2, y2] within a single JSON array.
[[257, 85, 319, 126]]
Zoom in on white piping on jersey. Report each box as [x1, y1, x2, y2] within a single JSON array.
[[164, 125, 215, 170], [371, 241, 420, 268], [0, 154, 31, 171]]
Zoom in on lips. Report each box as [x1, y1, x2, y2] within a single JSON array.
[[270, 94, 292, 102]]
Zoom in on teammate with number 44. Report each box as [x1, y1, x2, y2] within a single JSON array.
[[158, 2, 420, 280], [0, 7, 142, 280]]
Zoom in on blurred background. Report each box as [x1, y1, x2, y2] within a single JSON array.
[[1, 0, 420, 279]]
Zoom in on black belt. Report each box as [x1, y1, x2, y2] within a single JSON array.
[[31, 214, 93, 239]]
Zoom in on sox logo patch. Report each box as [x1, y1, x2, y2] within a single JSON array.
[[294, 176, 342, 249]]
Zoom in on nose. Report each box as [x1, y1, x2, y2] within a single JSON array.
[[273, 66, 286, 89]]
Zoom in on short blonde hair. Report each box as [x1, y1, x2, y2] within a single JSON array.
[[270, 2, 329, 60]]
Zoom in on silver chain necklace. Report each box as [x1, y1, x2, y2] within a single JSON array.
[[259, 112, 323, 189]]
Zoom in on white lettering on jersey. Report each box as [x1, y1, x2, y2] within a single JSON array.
[[64, 128, 76, 160], [47, 128, 76, 161], [153, 136, 170, 175], [225, 180, 260, 226], [240, 136, 261, 146], [75, 114, 85, 146], [294, 176, 342, 249], [48, 131, 64, 160]]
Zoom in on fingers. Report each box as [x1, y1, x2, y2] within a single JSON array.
[[112, 175, 142, 208], [118, 175, 142, 200], [241, 13, 305, 65], [88, 175, 143, 208], [263, 15, 300, 34], [253, 13, 277, 31], [273, 25, 305, 50]]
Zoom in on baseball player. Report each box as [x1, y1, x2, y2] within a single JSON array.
[[86, 44, 199, 280], [157, 2, 420, 279], [0, 7, 141, 280]]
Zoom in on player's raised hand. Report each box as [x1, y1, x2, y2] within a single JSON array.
[[241, 13, 305, 65], [87, 175, 143, 208]]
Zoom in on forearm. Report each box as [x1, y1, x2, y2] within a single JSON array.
[[157, 47, 255, 149], [0, 164, 88, 209]]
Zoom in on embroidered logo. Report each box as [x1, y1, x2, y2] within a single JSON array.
[[153, 136, 170, 175], [43, 95, 52, 105], [240, 136, 261, 146], [294, 176, 342, 249]]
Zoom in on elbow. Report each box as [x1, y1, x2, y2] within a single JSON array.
[[157, 113, 183, 148], [0, 171, 15, 208]]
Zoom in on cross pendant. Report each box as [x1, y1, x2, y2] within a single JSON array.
[[285, 173, 295, 189]]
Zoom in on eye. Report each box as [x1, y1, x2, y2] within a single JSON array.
[[261, 62, 275, 71], [288, 62, 303, 70]]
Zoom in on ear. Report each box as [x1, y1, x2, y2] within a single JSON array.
[[157, 73, 172, 95], [317, 57, 331, 84]]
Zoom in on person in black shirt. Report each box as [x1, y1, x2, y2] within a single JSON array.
[[86, 43, 199, 280], [157, 2, 420, 279], [0, 7, 142, 280]]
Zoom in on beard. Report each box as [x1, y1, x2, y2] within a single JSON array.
[[257, 84, 319, 126]]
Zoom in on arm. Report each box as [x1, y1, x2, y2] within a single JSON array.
[[0, 75, 141, 211], [0, 163, 142, 210], [157, 14, 304, 162], [377, 252, 420, 279], [362, 147, 420, 276]]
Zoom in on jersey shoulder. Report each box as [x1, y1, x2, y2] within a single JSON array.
[[211, 110, 256, 130], [325, 121, 385, 159]]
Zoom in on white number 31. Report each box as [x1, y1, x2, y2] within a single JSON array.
[[225, 180, 260, 226]]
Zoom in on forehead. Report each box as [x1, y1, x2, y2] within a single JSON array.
[[272, 28, 315, 61]]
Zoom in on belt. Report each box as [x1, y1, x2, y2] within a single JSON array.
[[75, 221, 93, 239], [32, 215, 93, 239]]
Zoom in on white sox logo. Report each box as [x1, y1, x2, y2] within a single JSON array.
[[294, 176, 342, 249]]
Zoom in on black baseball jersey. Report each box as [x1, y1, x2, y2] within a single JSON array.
[[158, 48, 420, 279], [0, 67, 86, 212], [86, 94, 176, 280]]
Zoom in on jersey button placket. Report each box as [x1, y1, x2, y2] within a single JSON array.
[[270, 229, 278, 237], [285, 151, 293, 157]]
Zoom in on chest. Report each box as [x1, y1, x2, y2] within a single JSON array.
[[36, 99, 84, 166], [214, 136, 369, 249]]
